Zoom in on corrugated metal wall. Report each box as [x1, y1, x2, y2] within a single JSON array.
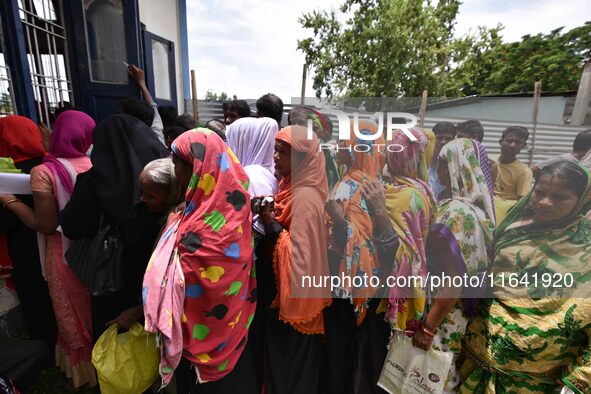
[[423, 117, 588, 165], [185, 100, 589, 166]]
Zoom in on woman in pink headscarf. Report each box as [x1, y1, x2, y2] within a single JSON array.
[[0, 110, 96, 388]]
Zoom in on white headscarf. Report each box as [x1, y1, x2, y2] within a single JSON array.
[[226, 117, 279, 233]]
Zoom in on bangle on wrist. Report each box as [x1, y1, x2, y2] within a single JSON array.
[[421, 323, 437, 337], [3, 198, 21, 209]]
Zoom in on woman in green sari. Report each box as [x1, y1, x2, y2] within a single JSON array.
[[459, 160, 591, 394]]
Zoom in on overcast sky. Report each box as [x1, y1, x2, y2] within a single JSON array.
[[186, 0, 591, 102]]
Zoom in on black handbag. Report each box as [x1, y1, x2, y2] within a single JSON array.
[[65, 213, 124, 296]]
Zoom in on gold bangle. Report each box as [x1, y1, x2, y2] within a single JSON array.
[[3, 198, 22, 209]]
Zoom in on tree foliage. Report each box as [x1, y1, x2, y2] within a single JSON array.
[[465, 22, 591, 94], [298, 0, 590, 98], [204, 90, 237, 101]]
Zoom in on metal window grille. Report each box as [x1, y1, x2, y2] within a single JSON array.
[[0, 59, 16, 117], [18, 0, 73, 125], [0, 18, 17, 117]]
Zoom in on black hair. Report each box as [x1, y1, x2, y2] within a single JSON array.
[[174, 114, 196, 130], [165, 126, 186, 143], [256, 93, 284, 126], [502, 126, 529, 142], [432, 122, 457, 137], [205, 119, 226, 141], [50, 102, 88, 125], [573, 129, 591, 153], [536, 160, 588, 199], [158, 106, 178, 129], [457, 120, 484, 142], [52, 102, 73, 122], [222, 100, 251, 118], [119, 99, 154, 127]]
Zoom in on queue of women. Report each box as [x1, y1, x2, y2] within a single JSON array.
[[1, 108, 591, 394]]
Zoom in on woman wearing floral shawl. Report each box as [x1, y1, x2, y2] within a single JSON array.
[[143, 128, 256, 391], [459, 160, 591, 394], [412, 138, 495, 392]]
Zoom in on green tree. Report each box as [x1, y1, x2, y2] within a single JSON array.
[[467, 22, 591, 94], [0, 92, 13, 114], [204, 90, 233, 101], [298, 0, 502, 98]]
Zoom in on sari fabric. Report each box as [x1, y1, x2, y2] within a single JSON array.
[[460, 164, 591, 394], [144, 128, 255, 384], [383, 128, 437, 332], [423, 129, 436, 170], [429, 138, 495, 391], [329, 120, 384, 324], [273, 126, 331, 334], [30, 110, 95, 388]]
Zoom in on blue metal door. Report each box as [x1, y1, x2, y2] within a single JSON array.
[[68, 0, 143, 122]]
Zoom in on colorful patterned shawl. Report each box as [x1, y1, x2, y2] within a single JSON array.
[[384, 128, 437, 331], [143, 128, 255, 384], [462, 163, 591, 393], [432, 139, 495, 310], [329, 120, 385, 325]]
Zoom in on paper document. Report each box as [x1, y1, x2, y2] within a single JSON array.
[[0, 173, 32, 194]]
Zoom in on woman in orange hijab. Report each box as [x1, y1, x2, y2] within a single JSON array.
[[257, 125, 331, 394]]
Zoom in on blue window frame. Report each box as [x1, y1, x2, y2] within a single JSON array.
[[143, 31, 177, 109]]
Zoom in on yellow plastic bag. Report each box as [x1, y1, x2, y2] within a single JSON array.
[[92, 323, 159, 394]]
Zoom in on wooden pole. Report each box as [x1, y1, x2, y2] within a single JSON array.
[[300, 64, 307, 106], [418, 90, 428, 127], [529, 81, 542, 166], [191, 69, 199, 124]]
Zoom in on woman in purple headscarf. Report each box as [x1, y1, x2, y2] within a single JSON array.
[[0, 110, 96, 388]]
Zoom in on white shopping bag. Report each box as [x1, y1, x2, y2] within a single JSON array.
[[378, 332, 453, 394]]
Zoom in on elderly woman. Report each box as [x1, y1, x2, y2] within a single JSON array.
[[143, 128, 257, 392], [139, 157, 180, 216], [1, 111, 96, 388], [460, 161, 591, 394]]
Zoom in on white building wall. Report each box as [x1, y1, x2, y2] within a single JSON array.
[[138, 0, 184, 110]]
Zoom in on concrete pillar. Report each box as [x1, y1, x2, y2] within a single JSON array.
[[572, 61, 591, 125]]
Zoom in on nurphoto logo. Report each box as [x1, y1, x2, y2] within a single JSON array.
[[307, 110, 418, 153]]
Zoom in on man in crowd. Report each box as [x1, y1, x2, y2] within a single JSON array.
[[495, 126, 533, 201], [256, 93, 284, 128], [429, 122, 457, 199], [223, 100, 251, 125]]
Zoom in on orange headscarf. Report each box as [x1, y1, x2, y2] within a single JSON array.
[[273, 126, 331, 334], [329, 120, 385, 325]]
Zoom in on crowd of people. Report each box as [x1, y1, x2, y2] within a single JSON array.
[[1, 67, 591, 394]]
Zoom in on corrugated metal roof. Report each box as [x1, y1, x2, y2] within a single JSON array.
[[184, 100, 589, 166]]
